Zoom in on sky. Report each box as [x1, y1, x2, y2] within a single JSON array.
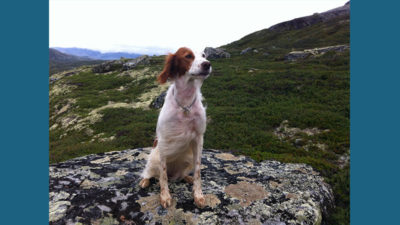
[[50, 0, 348, 55]]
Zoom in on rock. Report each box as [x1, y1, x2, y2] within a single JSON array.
[[294, 138, 304, 147], [49, 148, 334, 225], [253, 49, 259, 53], [204, 47, 231, 59], [122, 55, 150, 71], [92, 60, 124, 73], [50, 77, 59, 83], [240, 47, 253, 55], [263, 52, 270, 56], [285, 51, 311, 61], [285, 45, 349, 61], [149, 91, 166, 109]]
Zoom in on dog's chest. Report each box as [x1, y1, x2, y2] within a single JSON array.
[[177, 106, 206, 134]]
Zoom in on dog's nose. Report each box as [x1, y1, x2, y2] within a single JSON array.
[[201, 61, 211, 70]]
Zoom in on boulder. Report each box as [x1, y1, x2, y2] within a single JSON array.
[[49, 77, 59, 84], [149, 91, 166, 109], [92, 60, 124, 73], [204, 47, 231, 59], [240, 47, 253, 55], [122, 55, 150, 71], [285, 45, 349, 61], [49, 148, 334, 225], [285, 51, 312, 61]]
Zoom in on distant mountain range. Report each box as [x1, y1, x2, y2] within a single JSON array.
[[49, 48, 104, 74], [53, 47, 142, 60]]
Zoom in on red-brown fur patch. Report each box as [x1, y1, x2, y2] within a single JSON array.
[[157, 47, 195, 84], [153, 138, 158, 148]]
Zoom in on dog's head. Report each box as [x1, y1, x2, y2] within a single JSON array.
[[157, 47, 212, 84]]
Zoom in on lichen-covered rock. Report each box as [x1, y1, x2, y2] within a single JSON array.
[[149, 91, 166, 109], [49, 148, 334, 225], [204, 47, 231, 59], [122, 55, 150, 71], [284, 45, 349, 61], [92, 60, 124, 73], [240, 47, 254, 55]]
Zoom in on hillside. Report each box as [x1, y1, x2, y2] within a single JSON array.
[[49, 48, 104, 75], [222, 1, 349, 56], [49, 2, 349, 224], [54, 47, 142, 60]]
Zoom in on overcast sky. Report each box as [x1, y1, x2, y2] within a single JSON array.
[[50, 0, 348, 55]]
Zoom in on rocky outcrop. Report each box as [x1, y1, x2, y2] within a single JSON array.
[[92, 60, 124, 73], [92, 55, 151, 73], [49, 148, 334, 225], [240, 47, 254, 55], [285, 45, 349, 61], [122, 55, 151, 71], [269, 2, 349, 32], [149, 91, 166, 109], [204, 47, 231, 59]]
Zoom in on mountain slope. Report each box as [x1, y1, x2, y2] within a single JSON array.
[[49, 48, 104, 75], [54, 47, 142, 60], [222, 1, 349, 55]]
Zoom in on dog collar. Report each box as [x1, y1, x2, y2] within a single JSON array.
[[172, 88, 197, 114]]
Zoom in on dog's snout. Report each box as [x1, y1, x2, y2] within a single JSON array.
[[201, 61, 211, 70]]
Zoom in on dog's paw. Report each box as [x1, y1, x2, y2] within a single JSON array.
[[139, 178, 150, 188], [160, 191, 172, 208], [184, 176, 194, 184], [194, 193, 206, 208]]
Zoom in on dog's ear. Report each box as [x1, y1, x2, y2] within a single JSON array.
[[158, 53, 176, 84]]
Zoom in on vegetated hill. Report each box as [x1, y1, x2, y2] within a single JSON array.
[[49, 2, 349, 224], [222, 1, 349, 55], [54, 47, 142, 60], [49, 48, 104, 75]]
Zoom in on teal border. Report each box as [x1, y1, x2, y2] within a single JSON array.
[[2, 0, 400, 224], [0, 0, 49, 224], [351, 0, 400, 224]]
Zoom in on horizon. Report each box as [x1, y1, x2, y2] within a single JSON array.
[[50, 0, 348, 55]]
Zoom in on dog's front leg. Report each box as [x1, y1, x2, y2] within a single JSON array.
[[192, 136, 205, 208], [159, 151, 172, 208]]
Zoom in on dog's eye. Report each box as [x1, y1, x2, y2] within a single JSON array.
[[202, 53, 206, 58], [185, 54, 192, 59]]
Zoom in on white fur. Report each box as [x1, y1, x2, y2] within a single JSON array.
[[140, 50, 211, 207]]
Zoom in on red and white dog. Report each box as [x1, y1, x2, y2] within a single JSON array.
[[139, 47, 212, 208]]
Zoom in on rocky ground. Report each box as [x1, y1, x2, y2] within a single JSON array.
[[49, 148, 334, 225]]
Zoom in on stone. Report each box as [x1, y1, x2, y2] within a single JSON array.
[[285, 45, 349, 61], [149, 91, 166, 109], [204, 47, 231, 59], [122, 55, 150, 71], [92, 60, 124, 73], [240, 47, 253, 55], [49, 148, 334, 225]]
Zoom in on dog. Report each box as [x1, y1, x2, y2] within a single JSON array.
[[139, 47, 212, 208]]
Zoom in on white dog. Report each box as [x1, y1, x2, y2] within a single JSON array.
[[139, 47, 212, 208]]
